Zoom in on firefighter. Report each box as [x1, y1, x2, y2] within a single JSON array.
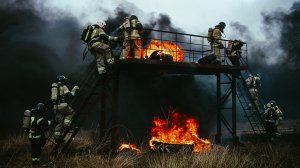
[[118, 15, 143, 59], [211, 22, 226, 64], [51, 75, 79, 142], [263, 100, 283, 138], [28, 103, 51, 166], [88, 20, 119, 74], [226, 40, 245, 65], [245, 73, 261, 112]]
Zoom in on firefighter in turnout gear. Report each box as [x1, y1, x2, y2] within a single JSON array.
[[28, 103, 51, 166], [263, 100, 283, 138], [245, 74, 261, 112], [118, 15, 143, 59], [88, 20, 119, 74], [226, 40, 245, 65], [51, 75, 79, 142], [211, 22, 226, 64]]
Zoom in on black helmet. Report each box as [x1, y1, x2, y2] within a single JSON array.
[[270, 100, 276, 106], [129, 15, 138, 20], [219, 22, 226, 28], [35, 102, 46, 115], [56, 75, 66, 83]]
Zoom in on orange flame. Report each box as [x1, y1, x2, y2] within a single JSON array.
[[118, 143, 141, 154], [149, 109, 211, 152], [142, 40, 184, 62]]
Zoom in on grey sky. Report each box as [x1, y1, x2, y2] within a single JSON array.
[[37, 0, 295, 40]]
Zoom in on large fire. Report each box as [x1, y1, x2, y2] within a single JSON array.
[[142, 40, 184, 62], [149, 109, 211, 152]]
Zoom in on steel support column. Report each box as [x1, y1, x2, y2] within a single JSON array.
[[231, 74, 238, 144], [111, 71, 120, 148], [99, 76, 106, 140], [216, 74, 222, 144]]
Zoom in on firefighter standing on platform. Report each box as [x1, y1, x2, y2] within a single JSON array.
[[88, 20, 119, 74], [51, 75, 79, 142], [118, 15, 143, 59], [245, 74, 261, 112], [28, 103, 51, 166], [211, 22, 226, 64]]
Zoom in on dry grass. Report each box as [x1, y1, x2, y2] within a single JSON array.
[[1, 132, 300, 168]]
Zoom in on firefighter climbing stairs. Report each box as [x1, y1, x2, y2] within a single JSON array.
[[48, 62, 104, 157], [236, 70, 267, 136]]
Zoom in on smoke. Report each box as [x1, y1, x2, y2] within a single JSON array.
[[279, 2, 300, 71], [230, 1, 300, 119], [7, 0, 298, 141], [0, 0, 217, 139], [0, 0, 84, 136]]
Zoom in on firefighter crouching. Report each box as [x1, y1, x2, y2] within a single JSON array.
[[88, 20, 119, 75], [118, 15, 143, 59], [51, 75, 79, 142], [28, 103, 52, 166], [263, 100, 283, 138], [226, 40, 245, 65]]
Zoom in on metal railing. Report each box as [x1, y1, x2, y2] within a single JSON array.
[[141, 28, 248, 66]]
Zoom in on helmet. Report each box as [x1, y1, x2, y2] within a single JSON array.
[[129, 15, 138, 20], [248, 74, 253, 77], [219, 22, 226, 28], [270, 100, 276, 106], [97, 20, 106, 28], [56, 75, 66, 83], [35, 102, 46, 115]]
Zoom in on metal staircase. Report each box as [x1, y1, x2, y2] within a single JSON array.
[[222, 48, 267, 138], [236, 70, 266, 136], [217, 65, 267, 140]]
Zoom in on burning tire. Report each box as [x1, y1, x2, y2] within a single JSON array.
[[149, 50, 173, 62]]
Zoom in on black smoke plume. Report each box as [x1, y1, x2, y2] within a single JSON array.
[[230, 2, 300, 119], [0, 1, 220, 139], [0, 0, 84, 137]]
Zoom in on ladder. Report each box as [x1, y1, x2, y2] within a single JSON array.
[[236, 70, 266, 136], [48, 62, 103, 157]]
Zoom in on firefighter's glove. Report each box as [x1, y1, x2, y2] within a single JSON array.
[[71, 86, 79, 95], [73, 86, 79, 92], [74, 85, 79, 90]]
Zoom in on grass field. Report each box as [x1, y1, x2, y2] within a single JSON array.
[[1, 131, 300, 168]]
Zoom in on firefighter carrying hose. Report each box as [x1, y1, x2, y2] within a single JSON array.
[[51, 75, 79, 143]]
